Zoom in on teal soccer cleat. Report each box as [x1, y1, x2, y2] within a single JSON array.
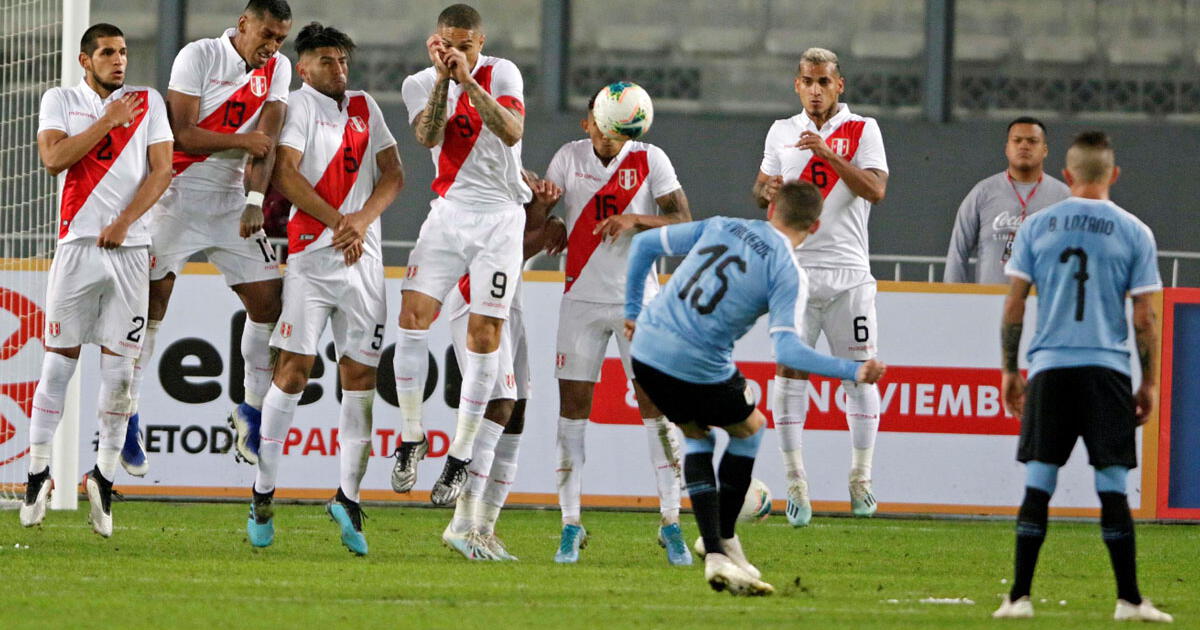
[[327, 488, 368, 556], [657, 523, 693, 566], [554, 523, 587, 563], [246, 487, 274, 548]]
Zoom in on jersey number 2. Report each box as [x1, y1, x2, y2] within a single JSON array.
[[1059, 247, 1089, 321]]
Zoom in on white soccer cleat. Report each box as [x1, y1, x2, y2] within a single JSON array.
[[785, 478, 813, 527], [19, 469, 52, 527], [704, 552, 773, 596], [480, 532, 519, 561], [84, 468, 114, 538], [992, 595, 1034, 619], [718, 535, 762, 580], [849, 475, 877, 517], [1114, 599, 1173, 623], [692, 535, 760, 579], [441, 524, 495, 561]]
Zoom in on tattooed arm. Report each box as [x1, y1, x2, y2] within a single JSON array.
[[443, 47, 523, 146], [412, 35, 454, 148], [593, 187, 692, 243], [1131, 293, 1159, 424], [1000, 277, 1031, 417]]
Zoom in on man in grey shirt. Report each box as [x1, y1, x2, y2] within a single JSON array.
[[944, 117, 1070, 284]]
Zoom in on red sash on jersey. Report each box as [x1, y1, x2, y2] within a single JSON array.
[[288, 95, 371, 254], [59, 91, 150, 239], [797, 119, 865, 199], [564, 150, 650, 294], [172, 57, 277, 175], [457, 273, 471, 304], [431, 65, 495, 197]]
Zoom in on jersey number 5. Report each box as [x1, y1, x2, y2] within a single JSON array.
[[677, 244, 746, 315]]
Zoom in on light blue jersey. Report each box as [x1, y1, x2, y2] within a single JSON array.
[[626, 217, 860, 384], [1005, 197, 1161, 377]]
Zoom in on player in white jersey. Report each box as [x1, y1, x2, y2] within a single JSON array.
[[239, 23, 402, 556], [441, 170, 561, 561], [541, 90, 693, 565], [126, 0, 293, 472], [752, 48, 890, 526], [391, 4, 533, 506], [20, 24, 173, 537]]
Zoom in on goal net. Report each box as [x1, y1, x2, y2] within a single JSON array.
[[0, 0, 81, 509]]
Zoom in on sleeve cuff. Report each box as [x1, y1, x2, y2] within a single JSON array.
[[1130, 283, 1163, 296], [1005, 268, 1032, 282]]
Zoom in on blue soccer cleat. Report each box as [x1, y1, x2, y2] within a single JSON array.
[[247, 487, 274, 548], [327, 488, 368, 556], [120, 413, 149, 477], [228, 403, 262, 465], [657, 522, 694, 566], [554, 523, 588, 564]]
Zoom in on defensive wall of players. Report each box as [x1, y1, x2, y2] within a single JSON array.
[[2, 264, 1196, 520]]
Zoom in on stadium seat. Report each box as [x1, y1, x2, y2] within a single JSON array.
[[1017, 0, 1098, 65], [848, 0, 925, 61], [763, 0, 850, 58], [953, 0, 1012, 63], [1100, 0, 1183, 66]]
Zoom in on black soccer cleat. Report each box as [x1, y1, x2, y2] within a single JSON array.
[[430, 455, 470, 506]]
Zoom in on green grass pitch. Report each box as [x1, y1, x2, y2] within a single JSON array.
[[2, 502, 1195, 629]]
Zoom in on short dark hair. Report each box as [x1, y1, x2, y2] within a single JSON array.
[[1071, 130, 1112, 151], [437, 3, 482, 30], [295, 22, 356, 57], [244, 0, 292, 22], [1007, 116, 1047, 136], [80, 23, 124, 56], [774, 181, 823, 230]]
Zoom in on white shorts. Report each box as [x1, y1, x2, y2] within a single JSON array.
[[43, 241, 149, 357], [450, 305, 529, 401], [149, 186, 281, 286], [800, 268, 878, 361], [403, 198, 525, 320], [271, 250, 387, 367], [555, 297, 634, 383]]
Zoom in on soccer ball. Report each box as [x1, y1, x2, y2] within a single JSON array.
[[738, 478, 773, 523], [591, 81, 654, 141]]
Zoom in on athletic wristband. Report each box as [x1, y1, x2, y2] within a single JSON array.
[[245, 191, 265, 207]]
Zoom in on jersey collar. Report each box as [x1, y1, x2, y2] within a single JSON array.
[[221, 27, 256, 74], [591, 138, 633, 171], [301, 82, 349, 111], [77, 78, 128, 105], [798, 102, 850, 134]]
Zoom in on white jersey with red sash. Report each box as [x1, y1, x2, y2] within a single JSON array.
[[38, 81, 173, 246], [545, 139, 681, 304], [277, 85, 397, 261], [760, 103, 888, 271], [401, 55, 531, 208], [167, 28, 291, 193]]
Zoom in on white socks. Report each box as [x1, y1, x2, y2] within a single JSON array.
[[774, 376, 809, 481], [450, 419, 503, 534], [394, 328, 429, 442], [479, 432, 521, 535], [642, 416, 682, 523], [28, 352, 78, 473], [844, 380, 880, 479], [128, 319, 160, 415], [447, 349, 498, 461], [254, 384, 301, 494], [556, 417, 587, 523], [96, 353, 135, 480], [241, 320, 275, 410], [338, 389, 374, 503]]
